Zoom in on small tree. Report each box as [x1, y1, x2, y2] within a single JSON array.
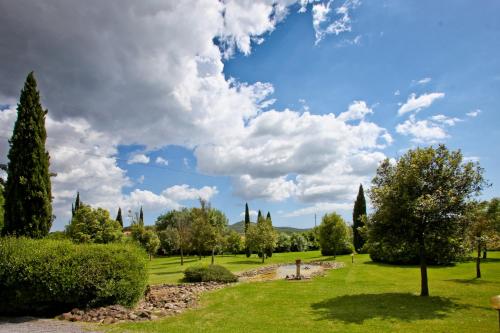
[[66, 204, 122, 243], [3, 72, 52, 238], [368, 145, 486, 296], [143, 230, 160, 260], [225, 229, 243, 255], [319, 213, 352, 258], [290, 233, 308, 252], [265, 212, 274, 257], [244, 203, 252, 257], [246, 214, 277, 263], [352, 184, 367, 252], [276, 233, 291, 252], [158, 227, 180, 255]]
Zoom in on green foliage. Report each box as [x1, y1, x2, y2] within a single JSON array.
[[0, 185, 4, 231], [66, 204, 123, 243], [225, 229, 243, 254], [142, 230, 160, 260], [367, 145, 486, 266], [116, 207, 123, 227], [0, 237, 148, 315], [3, 72, 52, 238], [304, 226, 320, 250], [319, 213, 353, 257], [158, 227, 180, 255], [45, 230, 68, 240], [245, 214, 277, 262], [275, 232, 291, 252], [245, 203, 251, 257], [352, 184, 367, 252], [290, 232, 308, 252], [184, 265, 237, 283]]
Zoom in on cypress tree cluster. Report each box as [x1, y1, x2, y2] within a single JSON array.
[[352, 184, 367, 252], [2, 72, 52, 238]]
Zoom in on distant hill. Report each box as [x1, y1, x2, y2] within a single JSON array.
[[228, 221, 310, 235]]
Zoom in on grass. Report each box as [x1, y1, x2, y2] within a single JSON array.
[[110, 251, 500, 332]]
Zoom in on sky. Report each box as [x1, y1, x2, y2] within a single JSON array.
[[0, 0, 499, 230]]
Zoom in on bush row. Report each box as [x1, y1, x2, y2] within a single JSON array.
[[184, 265, 238, 283], [0, 237, 148, 315]]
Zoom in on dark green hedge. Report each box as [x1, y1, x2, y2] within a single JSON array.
[[0, 237, 148, 315], [184, 265, 237, 283]]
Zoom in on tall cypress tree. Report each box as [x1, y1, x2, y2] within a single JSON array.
[[257, 210, 262, 221], [116, 207, 123, 227], [2, 72, 52, 238], [244, 203, 251, 258], [352, 184, 367, 252], [75, 192, 80, 211], [266, 211, 271, 221], [139, 206, 144, 226]]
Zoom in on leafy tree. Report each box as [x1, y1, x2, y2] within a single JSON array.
[[368, 145, 486, 296], [142, 229, 160, 260], [66, 204, 123, 243], [244, 203, 251, 257], [352, 184, 367, 252], [116, 207, 123, 227], [275, 232, 291, 252], [467, 199, 499, 278], [139, 206, 144, 224], [304, 226, 320, 250], [246, 214, 277, 263], [0, 185, 4, 231], [3, 72, 52, 238], [290, 232, 308, 252], [225, 229, 243, 255], [158, 227, 180, 255], [319, 213, 353, 258]]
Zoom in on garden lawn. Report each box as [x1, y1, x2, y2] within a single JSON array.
[[113, 251, 500, 333]]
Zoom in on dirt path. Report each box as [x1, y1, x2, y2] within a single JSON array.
[[0, 317, 102, 333]]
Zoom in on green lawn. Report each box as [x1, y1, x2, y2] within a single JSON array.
[[113, 251, 500, 332], [147, 251, 330, 284]]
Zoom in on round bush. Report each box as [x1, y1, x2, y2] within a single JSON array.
[[184, 265, 237, 283], [0, 237, 148, 315]]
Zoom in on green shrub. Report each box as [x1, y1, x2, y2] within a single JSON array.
[[184, 265, 237, 283], [0, 237, 148, 315]]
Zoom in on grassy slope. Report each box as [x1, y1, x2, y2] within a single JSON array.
[[114, 251, 500, 332]]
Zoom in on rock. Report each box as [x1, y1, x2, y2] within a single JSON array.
[[103, 317, 114, 325]]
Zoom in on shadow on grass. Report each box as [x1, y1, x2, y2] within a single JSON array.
[[225, 260, 264, 265], [311, 293, 467, 324], [155, 259, 198, 266], [446, 278, 494, 285]]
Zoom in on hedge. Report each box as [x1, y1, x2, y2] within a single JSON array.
[[0, 237, 148, 315], [184, 265, 237, 283]]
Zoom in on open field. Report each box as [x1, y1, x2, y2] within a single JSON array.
[[112, 251, 500, 332]]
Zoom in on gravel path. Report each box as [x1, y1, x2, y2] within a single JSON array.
[[0, 317, 102, 333]]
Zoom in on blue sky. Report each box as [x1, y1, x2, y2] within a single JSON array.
[[0, 1, 499, 230]]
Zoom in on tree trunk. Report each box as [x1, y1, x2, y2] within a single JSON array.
[[261, 250, 265, 263], [211, 247, 215, 265], [180, 247, 184, 266], [476, 243, 481, 278], [149, 253, 152, 261], [419, 238, 429, 296]]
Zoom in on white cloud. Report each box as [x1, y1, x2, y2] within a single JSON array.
[[155, 157, 169, 166], [398, 92, 445, 116], [137, 175, 145, 184], [416, 77, 432, 85], [430, 114, 462, 126], [161, 184, 218, 202], [337, 100, 373, 121], [394, 89, 400, 96], [284, 202, 352, 218], [466, 109, 481, 117], [127, 153, 150, 165], [312, 0, 360, 44], [396, 114, 450, 143], [240, 210, 258, 218]]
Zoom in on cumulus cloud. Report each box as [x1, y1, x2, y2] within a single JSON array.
[[240, 210, 258, 217], [337, 100, 373, 121], [155, 157, 169, 166], [398, 92, 445, 116], [128, 153, 150, 165], [396, 114, 453, 143], [284, 202, 352, 218]]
